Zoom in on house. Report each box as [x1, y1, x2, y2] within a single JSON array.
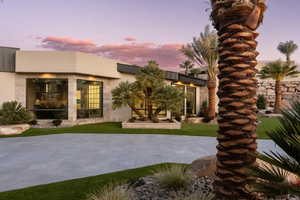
[[0, 46, 208, 125]]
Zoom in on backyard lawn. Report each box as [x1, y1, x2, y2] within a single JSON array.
[[0, 117, 280, 139], [0, 163, 185, 200]]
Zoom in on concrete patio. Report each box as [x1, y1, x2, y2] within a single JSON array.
[[0, 134, 278, 192]]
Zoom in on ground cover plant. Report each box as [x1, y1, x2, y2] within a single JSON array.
[[0, 163, 184, 200]]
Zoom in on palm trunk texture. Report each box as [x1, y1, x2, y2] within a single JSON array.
[[274, 80, 282, 113], [208, 79, 217, 119], [210, 0, 266, 199]]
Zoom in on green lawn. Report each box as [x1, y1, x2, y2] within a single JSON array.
[[0, 117, 280, 139], [0, 163, 185, 200]]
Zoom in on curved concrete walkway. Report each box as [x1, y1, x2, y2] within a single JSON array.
[[0, 134, 278, 192]]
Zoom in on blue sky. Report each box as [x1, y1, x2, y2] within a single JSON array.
[[0, 0, 299, 71]]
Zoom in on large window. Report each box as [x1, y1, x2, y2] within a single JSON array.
[[186, 86, 196, 115], [77, 80, 103, 119], [26, 79, 68, 119]]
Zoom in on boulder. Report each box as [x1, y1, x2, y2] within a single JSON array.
[[0, 124, 30, 135], [189, 155, 217, 178]]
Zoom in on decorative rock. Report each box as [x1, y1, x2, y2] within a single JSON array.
[[0, 124, 30, 135]]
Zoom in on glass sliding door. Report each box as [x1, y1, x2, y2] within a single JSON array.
[[26, 79, 68, 119], [77, 80, 103, 119]]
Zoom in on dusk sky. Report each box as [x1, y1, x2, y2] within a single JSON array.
[[0, 0, 299, 71]]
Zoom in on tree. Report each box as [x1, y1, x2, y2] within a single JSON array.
[[182, 25, 219, 119], [112, 61, 185, 122], [152, 85, 185, 120], [250, 101, 300, 198], [210, 0, 267, 199], [111, 81, 144, 118], [179, 60, 194, 75], [277, 41, 298, 64], [258, 60, 300, 113], [135, 61, 165, 120]]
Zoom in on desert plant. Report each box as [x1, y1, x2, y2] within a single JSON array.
[[52, 119, 62, 127], [174, 192, 215, 200], [154, 165, 192, 190], [258, 60, 300, 113], [0, 101, 33, 125], [87, 184, 131, 200], [257, 95, 267, 110], [249, 101, 300, 198], [210, 0, 267, 199], [182, 25, 219, 119]]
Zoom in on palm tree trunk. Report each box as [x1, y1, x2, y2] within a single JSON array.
[[207, 79, 217, 119], [129, 104, 144, 119], [210, 1, 266, 199], [274, 80, 282, 113]]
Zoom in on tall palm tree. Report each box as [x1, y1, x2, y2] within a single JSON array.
[[180, 60, 194, 75], [210, 0, 267, 199], [277, 41, 298, 64], [250, 101, 300, 198], [182, 25, 219, 119], [258, 60, 300, 113]]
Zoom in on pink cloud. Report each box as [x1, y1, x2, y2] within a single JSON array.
[[40, 36, 185, 71], [124, 37, 137, 42]]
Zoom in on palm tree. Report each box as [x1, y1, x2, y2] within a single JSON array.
[[250, 101, 300, 198], [111, 81, 144, 119], [277, 41, 298, 64], [210, 0, 267, 199], [182, 25, 219, 119], [135, 61, 165, 120], [180, 60, 194, 75], [258, 60, 300, 113]]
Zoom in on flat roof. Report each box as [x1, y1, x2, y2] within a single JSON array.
[[117, 63, 207, 86]]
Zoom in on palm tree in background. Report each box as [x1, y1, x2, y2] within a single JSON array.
[[210, 0, 266, 199], [182, 25, 219, 119], [179, 60, 194, 75], [278, 41, 298, 64], [258, 60, 300, 113]]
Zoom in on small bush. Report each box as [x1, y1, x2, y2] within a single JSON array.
[[0, 101, 33, 125], [174, 192, 215, 200], [198, 100, 208, 117], [29, 120, 38, 126], [87, 184, 131, 200], [265, 110, 273, 114], [52, 119, 62, 127], [154, 165, 192, 191], [257, 95, 267, 110], [128, 117, 136, 123]]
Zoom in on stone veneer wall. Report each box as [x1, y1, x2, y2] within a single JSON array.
[[258, 80, 300, 107]]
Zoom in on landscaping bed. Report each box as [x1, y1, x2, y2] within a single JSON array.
[[122, 119, 181, 129]]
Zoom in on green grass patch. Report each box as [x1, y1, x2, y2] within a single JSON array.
[[0, 117, 280, 139], [0, 163, 186, 200]]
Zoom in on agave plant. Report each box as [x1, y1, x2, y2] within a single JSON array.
[[0, 101, 33, 125], [250, 101, 300, 198]]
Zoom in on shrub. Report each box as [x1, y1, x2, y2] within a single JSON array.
[[174, 192, 215, 200], [29, 120, 38, 126], [87, 184, 131, 200], [257, 95, 267, 110], [52, 119, 62, 127], [154, 165, 192, 190], [198, 100, 208, 117], [0, 101, 33, 125]]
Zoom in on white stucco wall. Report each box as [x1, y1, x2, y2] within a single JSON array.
[[0, 72, 16, 106], [16, 51, 122, 79]]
